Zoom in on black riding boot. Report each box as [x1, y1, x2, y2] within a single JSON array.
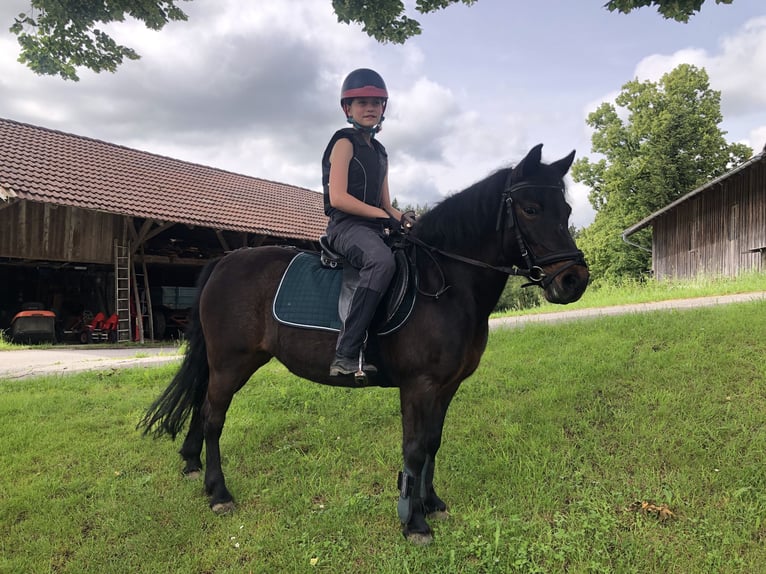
[[330, 287, 382, 376]]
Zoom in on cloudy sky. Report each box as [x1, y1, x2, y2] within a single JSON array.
[[1, 0, 765, 228]]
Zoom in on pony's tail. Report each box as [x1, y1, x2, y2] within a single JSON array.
[[138, 257, 222, 439]]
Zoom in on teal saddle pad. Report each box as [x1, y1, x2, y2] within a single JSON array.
[[272, 252, 415, 335]]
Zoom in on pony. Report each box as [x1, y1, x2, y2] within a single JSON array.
[[140, 143, 589, 544]]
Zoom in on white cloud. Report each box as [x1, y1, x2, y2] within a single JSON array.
[[749, 126, 766, 153], [567, 181, 596, 230], [712, 16, 766, 115], [633, 48, 709, 81], [386, 77, 458, 161]]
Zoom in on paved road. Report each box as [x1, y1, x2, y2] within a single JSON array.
[[1, 292, 763, 380]]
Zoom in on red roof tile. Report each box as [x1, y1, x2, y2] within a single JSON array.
[[0, 117, 328, 241]]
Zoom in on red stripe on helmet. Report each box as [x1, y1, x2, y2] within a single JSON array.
[[341, 86, 388, 100]]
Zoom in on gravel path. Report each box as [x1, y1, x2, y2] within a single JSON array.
[[0, 346, 183, 380], [489, 291, 766, 329]]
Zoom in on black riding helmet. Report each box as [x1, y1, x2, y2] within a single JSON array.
[[340, 68, 388, 134]]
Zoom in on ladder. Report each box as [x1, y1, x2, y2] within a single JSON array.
[[133, 253, 154, 342], [114, 241, 132, 342]]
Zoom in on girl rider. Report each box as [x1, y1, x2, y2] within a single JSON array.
[[322, 68, 414, 378]]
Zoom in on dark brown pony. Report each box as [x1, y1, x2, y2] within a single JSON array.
[[140, 144, 589, 544]]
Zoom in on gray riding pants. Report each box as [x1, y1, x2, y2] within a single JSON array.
[[326, 219, 395, 357]]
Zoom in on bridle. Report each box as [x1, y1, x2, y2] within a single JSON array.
[[494, 173, 587, 287], [405, 172, 587, 298]]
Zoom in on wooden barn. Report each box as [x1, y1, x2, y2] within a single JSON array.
[[0, 117, 327, 342], [622, 148, 766, 280]]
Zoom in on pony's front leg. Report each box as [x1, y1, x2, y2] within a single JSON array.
[[423, 456, 448, 519], [398, 385, 453, 544]]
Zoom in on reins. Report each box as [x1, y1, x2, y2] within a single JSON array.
[[405, 234, 546, 298]]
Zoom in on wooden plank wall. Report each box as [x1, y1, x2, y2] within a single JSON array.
[[652, 157, 766, 279], [0, 201, 122, 264]]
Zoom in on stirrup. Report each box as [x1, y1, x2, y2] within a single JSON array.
[[353, 349, 367, 383]]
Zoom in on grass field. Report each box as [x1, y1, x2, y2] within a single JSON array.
[[1, 300, 765, 573]]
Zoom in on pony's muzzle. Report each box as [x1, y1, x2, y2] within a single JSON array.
[[541, 259, 589, 304]]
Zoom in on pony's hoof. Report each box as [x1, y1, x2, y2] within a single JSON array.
[[183, 469, 202, 480], [427, 510, 450, 521], [211, 501, 236, 515], [405, 532, 433, 546]]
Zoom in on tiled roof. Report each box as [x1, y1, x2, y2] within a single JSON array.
[[0, 117, 327, 241]]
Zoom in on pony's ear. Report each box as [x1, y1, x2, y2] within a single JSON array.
[[550, 150, 576, 177], [513, 144, 544, 178]]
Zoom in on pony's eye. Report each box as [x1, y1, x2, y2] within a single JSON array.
[[522, 206, 538, 216]]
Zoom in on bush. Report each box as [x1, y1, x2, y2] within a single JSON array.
[[494, 278, 542, 312]]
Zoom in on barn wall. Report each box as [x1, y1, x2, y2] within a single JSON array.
[[652, 159, 766, 280], [0, 201, 123, 264]]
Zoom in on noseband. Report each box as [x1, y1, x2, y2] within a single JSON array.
[[406, 174, 587, 298]]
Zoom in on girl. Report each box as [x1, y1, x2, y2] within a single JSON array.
[[322, 68, 413, 378]]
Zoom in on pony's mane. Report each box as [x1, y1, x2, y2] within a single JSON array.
[[413, 168, 510, 251], [413, 159, 572, 251]]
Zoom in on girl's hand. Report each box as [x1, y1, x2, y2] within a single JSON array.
[[400, 210, 417, 232]]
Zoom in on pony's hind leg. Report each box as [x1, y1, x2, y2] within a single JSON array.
[[179, 408, 204, 479], [202, 352, 271, 514]]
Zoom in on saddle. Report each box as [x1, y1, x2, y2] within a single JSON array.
[[272, 236, 415, 335]]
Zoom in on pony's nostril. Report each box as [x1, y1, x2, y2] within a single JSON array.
[[561, 272, 578, 290]]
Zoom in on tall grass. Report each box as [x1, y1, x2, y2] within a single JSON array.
[[1, 301, 765, 572], [0, 330, 13, 350]]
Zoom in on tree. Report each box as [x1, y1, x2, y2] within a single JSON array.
[[391, 198, 430, 216], [332, 0, 476, 44], [604, 0, 734, 23], [572, 64, 751, 281], [9, 0, 188, 81], [10, 0, 739, 81]]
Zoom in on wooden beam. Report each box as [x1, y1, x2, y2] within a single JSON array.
[[215, 229, 230, 252], [128, 218, 176, 254], [141, 221, 175, 242], [0, 198, 18, 212], [127, 216, 140, 245]]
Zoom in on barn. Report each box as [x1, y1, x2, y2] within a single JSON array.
[[0, 117, 327, 342], [622, 147, 766, 280]]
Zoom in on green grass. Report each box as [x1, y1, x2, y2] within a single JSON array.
[[1, 301, 765, 572]]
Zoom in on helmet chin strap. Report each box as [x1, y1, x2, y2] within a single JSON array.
[[346, 115, 385, 136]]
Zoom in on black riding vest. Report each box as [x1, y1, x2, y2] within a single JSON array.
[[322, 128, 388, 219]]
